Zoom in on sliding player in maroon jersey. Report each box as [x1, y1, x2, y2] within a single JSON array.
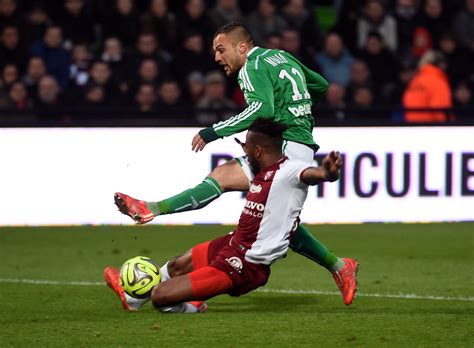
[[105, 118, 357, 312]]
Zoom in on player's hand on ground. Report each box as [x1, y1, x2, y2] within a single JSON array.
[[191, 133, 207, 152], [322, 151, 342, 182]]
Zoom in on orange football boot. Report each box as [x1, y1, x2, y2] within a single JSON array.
[[114, 192, 156, 224], [332, 258, 359, 305], [104, 266, 132, 311]]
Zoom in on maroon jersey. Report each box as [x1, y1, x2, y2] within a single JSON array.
[[207, 156, 310, 295], [234, 156, 309, 265]]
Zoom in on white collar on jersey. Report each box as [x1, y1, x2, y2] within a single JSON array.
[[247, 46, 260, 57]]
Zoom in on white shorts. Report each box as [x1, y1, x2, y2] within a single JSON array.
[[236, 140, 317, 184]]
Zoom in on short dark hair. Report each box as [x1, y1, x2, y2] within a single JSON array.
[[248, 118, 287, 150], [214, 22, 254, 46]]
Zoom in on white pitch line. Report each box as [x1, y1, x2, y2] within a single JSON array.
[[0, 278, 472, 302], [255, 288, 474, 302], [0, 278, 103, 286]]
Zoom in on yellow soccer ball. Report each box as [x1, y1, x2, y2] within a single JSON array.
[[119, 256, 161, 299]]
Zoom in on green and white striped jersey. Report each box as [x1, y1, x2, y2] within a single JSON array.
[[200, 46, 329, 148]]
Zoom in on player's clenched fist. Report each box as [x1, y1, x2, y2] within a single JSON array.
[[322, 151, 342, 182]]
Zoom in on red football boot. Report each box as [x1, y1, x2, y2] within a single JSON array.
[[114, 192, 156, 224], [104, 266, 131, 311], [332, 258, 359, 305]]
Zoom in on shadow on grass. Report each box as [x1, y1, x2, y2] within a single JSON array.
[[208, 293, 335, 314], [206, 293, 474, 316]]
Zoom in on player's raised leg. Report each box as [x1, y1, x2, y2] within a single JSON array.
[[115, 160, 248, 224], [146, 159, 249, 215]]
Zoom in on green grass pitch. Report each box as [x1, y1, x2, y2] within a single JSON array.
[[0, 223, 472, 347]]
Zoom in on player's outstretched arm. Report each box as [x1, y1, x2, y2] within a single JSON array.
[[191, 100, 273, 152], [191, 64, 275, 152], [300, 151, 342, 185]]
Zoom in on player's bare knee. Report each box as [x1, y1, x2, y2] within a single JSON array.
[[166, 257, 179, 278], [167, 250, 192, 277], [151, 284, 172, 308], [209, 159, 247, 191], [208, 163, 231, 188]]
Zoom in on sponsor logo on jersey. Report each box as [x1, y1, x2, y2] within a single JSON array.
[[225, 256, 243, 273], [264, 171, 274, 181], [249, 183, 262, 193], [245, 200, 265, 211], [288, 103, 312, 117], [242, 200, 266, 218]]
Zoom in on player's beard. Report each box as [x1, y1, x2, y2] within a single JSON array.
[[226, 56, 243, 76], [248, 157, 260, 176]]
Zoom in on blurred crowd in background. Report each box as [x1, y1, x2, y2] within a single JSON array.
[[0, 0, 473, 124]]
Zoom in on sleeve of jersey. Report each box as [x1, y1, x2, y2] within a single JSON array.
[[199, 65, 275, 143], [300, 63, 329, 105], [285, 160, 311, 188]]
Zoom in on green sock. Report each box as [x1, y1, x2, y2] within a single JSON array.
[[289, 224, 345, 272], [146, 177, 223, 215]]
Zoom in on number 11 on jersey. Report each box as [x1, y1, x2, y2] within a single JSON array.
[[278, 67, 311, 102]]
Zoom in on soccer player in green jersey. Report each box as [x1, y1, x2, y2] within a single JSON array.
[[115, 22, 359, 305]]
